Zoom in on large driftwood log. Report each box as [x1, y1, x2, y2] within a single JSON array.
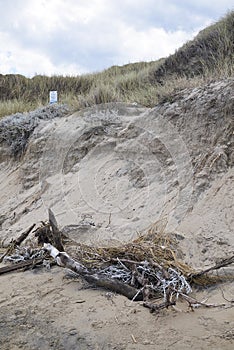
[[44, 243, 143, 301], [84, 274, 143, 300]]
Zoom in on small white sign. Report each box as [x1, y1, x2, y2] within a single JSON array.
[[49, 91, 58, 104]]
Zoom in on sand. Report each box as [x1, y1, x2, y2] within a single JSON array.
[[0, 78, 233, 349]]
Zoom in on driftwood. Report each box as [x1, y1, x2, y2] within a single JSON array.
[[1, 211, 234, 312], [143, 300, 176, 312], [0, 224, 36, 263], [14, 224, 36, 246], [44, 243, 143, 301], [34, 222, 53, 245], [84, 274, 143, 301], [48, 209, 64, 251], [34, 209, 65, 251], [44, 240, 234, 308], [0, 210, 65, 276], [188, 255, 234, 281], [0, 257, 44, 275]]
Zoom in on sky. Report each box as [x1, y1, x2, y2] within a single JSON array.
[[0, 0, 233, 77]]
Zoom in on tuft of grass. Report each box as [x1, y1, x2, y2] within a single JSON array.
[[0, 99, 42, 119]]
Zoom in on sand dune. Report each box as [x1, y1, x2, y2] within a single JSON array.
[[0, 79, 233, 349]]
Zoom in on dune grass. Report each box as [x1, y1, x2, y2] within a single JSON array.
[[0, 11, 233, 119]]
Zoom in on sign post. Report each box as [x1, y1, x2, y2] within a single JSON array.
[[49, 91, 58, 104]]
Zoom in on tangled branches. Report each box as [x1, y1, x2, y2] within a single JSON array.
[[97, 259, 192, 307]]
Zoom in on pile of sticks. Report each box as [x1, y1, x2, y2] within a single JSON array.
[[0, 210, 233, 313]]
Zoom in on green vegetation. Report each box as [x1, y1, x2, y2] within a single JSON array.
[[0, 11, 233, 119]]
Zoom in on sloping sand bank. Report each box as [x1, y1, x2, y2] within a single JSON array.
[[0, 79, 233, 349]]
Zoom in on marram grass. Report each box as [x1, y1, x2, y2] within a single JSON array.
[[0, 11, 233, 119]]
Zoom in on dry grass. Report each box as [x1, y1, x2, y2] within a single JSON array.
[[0, 11, 233, 118], [65, 219, 231, 288], [0, 99, 42, 119], [67, 225, 191, 272], [149, 11, 234, 82]]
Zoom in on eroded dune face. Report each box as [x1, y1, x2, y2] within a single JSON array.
[[0, 79, 233, 266], [0, 79, 233, 350]]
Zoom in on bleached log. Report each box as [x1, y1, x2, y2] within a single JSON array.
[[44, 243, 88, 274], [44, 243, 143, 300]]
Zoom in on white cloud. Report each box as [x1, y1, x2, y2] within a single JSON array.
[[0, 31, 86, 76], [0, 0, 233, 76], [115, 25, 198, 64]]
